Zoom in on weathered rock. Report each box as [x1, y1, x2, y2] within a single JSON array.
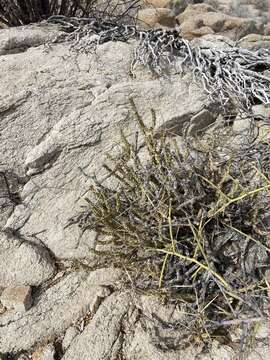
[[238, 34, 270, 51], [0, 232, 55, 287], [0, 286, 32, 312], [178, 3, 215, 18], [232, 116, 252, 134], [0, 176, 14, 229], [253, 104, 270, 119], [137, 8, 176, 28], [264, 24, 270, 36], [253, 322, 270, 339], [62, 326, 80, 352], [198, 341, 235, 360], [233, 104, 270, 143], [144, 0, 171, 8], [122, 295, 195, 360], [0, 23, 62, 55], [205, 0, 270, 25], [0, 29, 215, 259], [191, 33, 235, 50], [188, 108, 219, 135], [62, 292, 131, 360], [0, 169, 26, 229], [172, 0, 193, 15], [178, 4, 263, 40], [0, 268, 120, 353], [123, 326, 200, 360], [0, 302, 6, 315], [139, 294, 184, 322], [122, 295, 235, 360], [246, 344, 270, 360]]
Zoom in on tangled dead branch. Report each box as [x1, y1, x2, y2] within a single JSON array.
[[47, 15, 270, 117]]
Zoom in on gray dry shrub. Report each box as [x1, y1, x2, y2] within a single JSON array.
[[70, 99, 270, 349]]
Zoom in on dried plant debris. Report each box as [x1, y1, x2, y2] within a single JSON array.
[[69, 100, 270, 352], [47, 16, 270, 116]]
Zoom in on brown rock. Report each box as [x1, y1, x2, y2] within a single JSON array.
[[186, 26, 215, 38], [177, 4, 263, 40], [137, 8, 176, 28], [177, 3, 216, 23], [1, 286, 32, 312]]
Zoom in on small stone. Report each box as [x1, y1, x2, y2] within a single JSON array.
[[0, 286, 32, 312], [62, 326, 80, 351], [238, 34, 270, 51]]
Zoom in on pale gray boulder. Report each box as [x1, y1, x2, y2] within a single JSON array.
[[0, 231, 55, 287], [0, 29, 216, 259]]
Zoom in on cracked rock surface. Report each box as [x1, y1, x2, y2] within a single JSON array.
[[0, 268, 120, 353], [62, 292, 132, 360], [0, 28, 214, 259]]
